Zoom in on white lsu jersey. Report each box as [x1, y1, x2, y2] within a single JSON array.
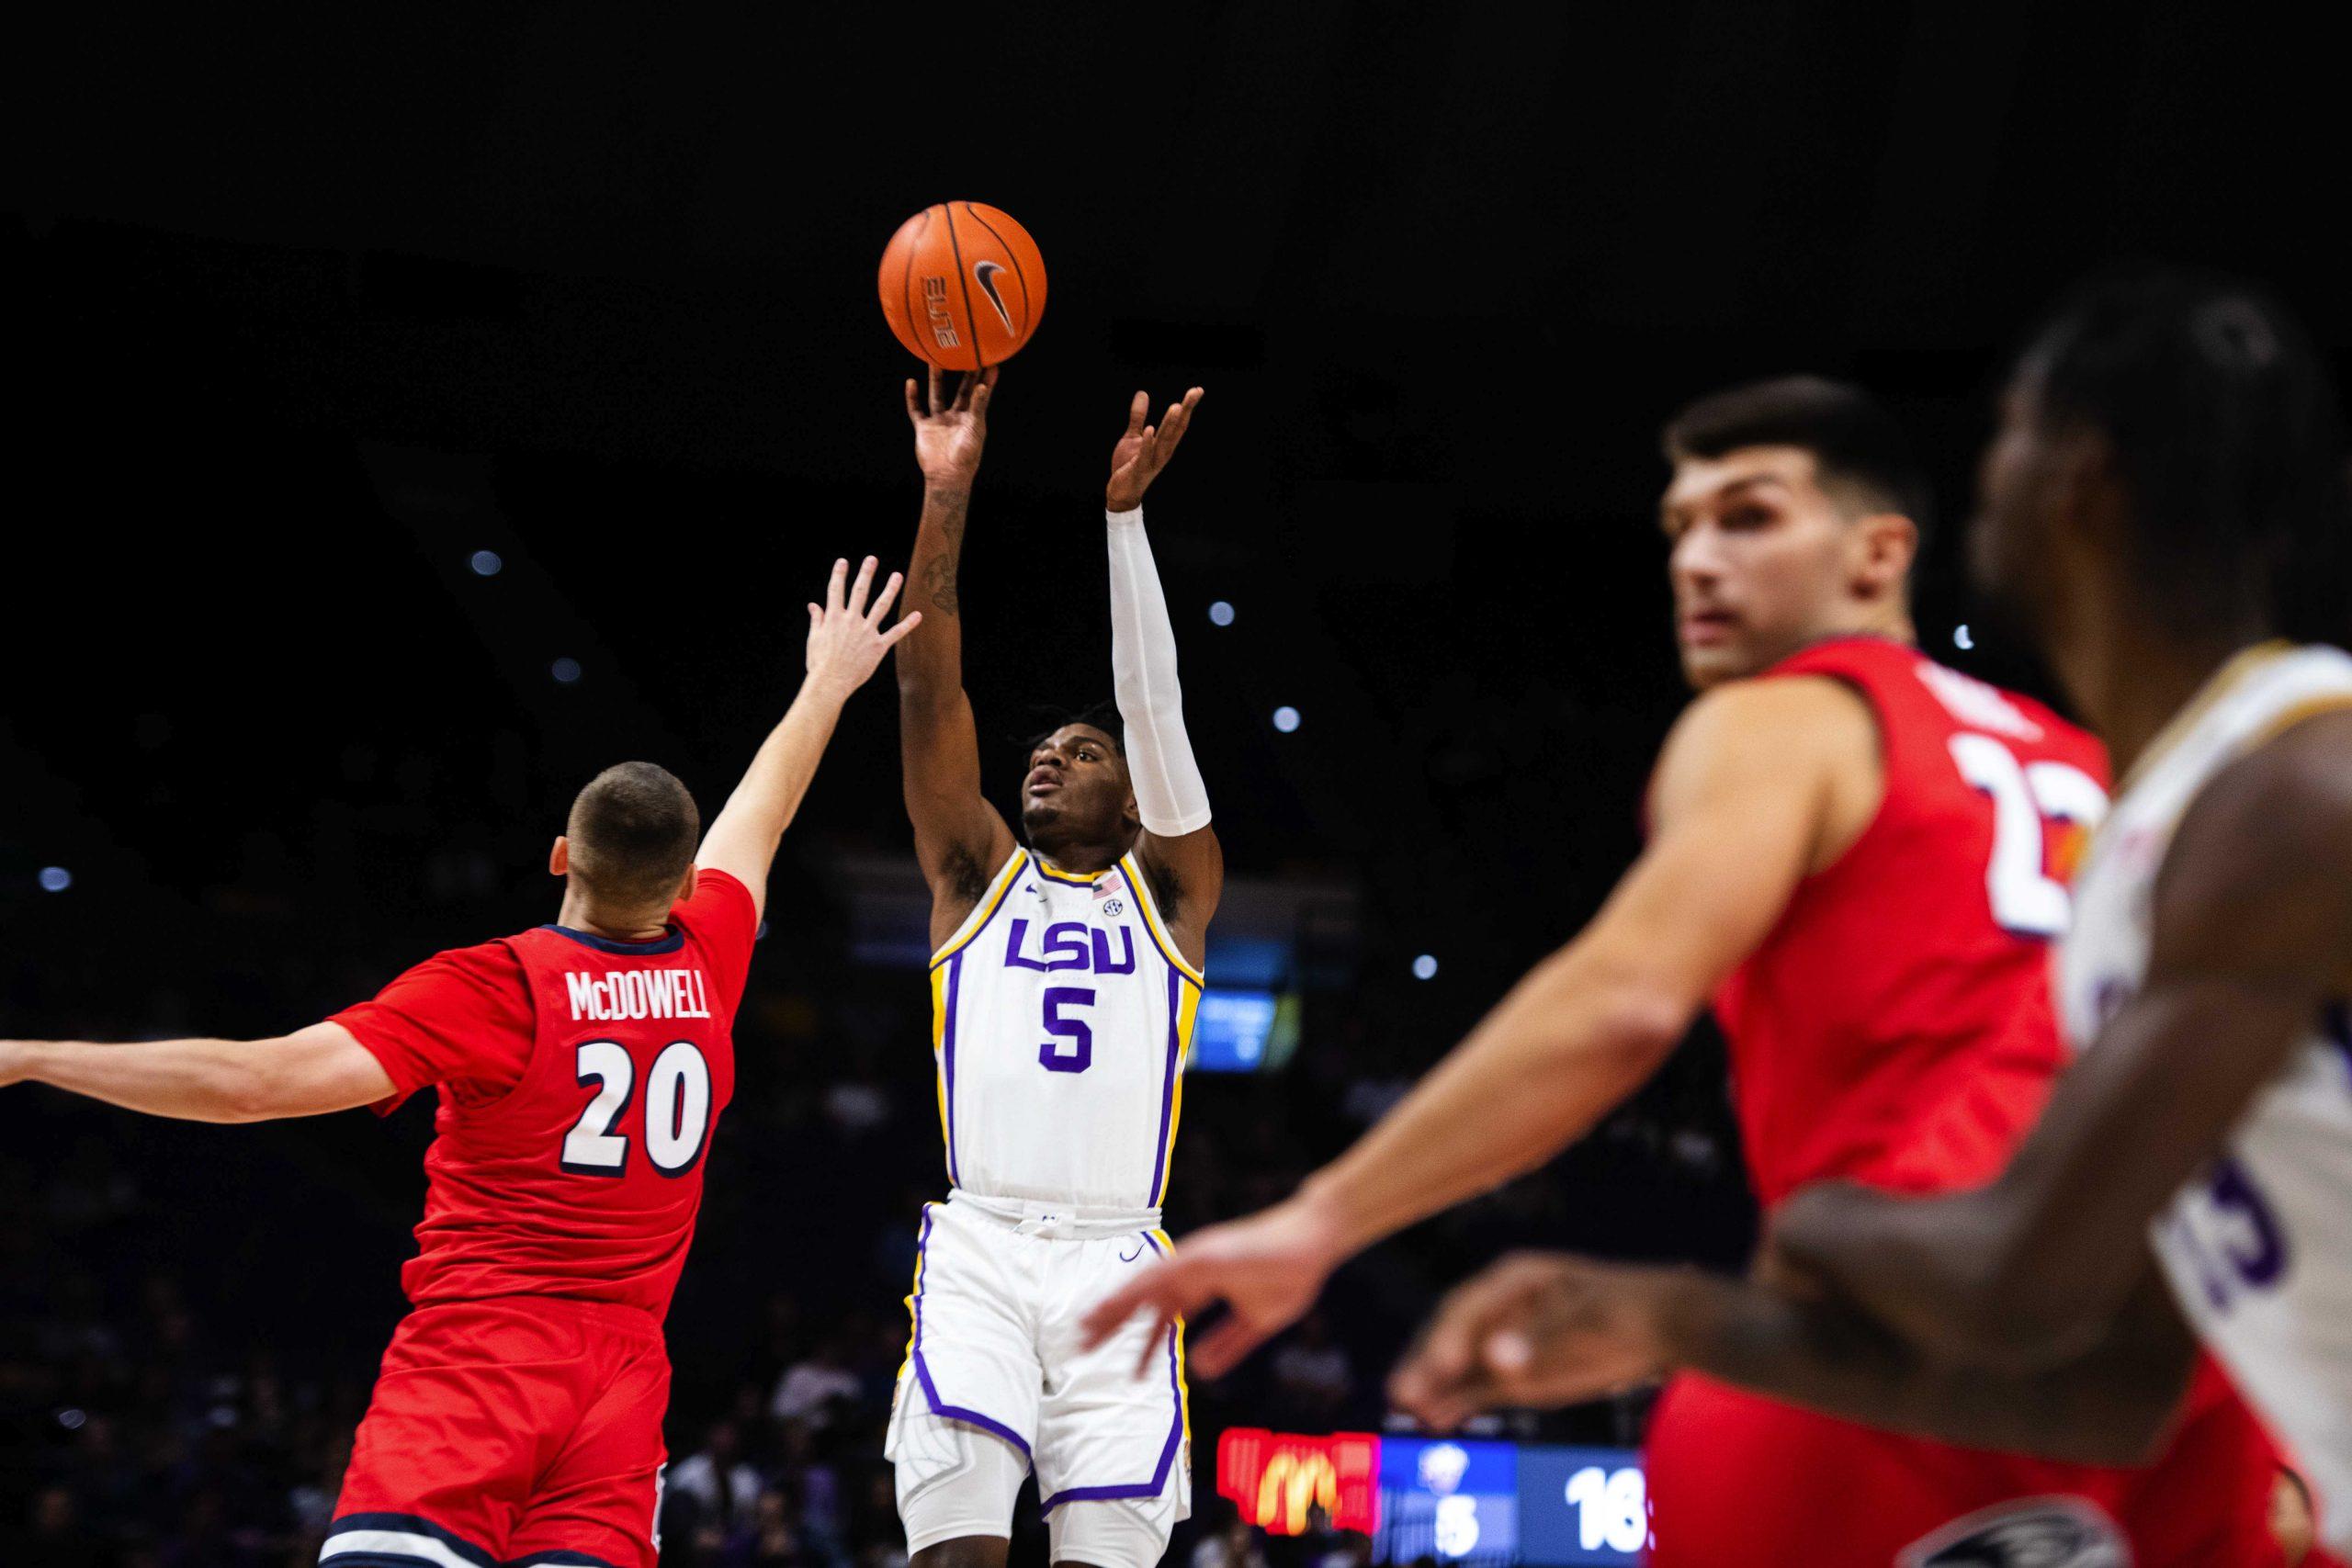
[[2060, 640, 2352, 1548], [928, 849, 1202, 1215]]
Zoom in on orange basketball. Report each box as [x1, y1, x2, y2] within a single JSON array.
[[877, 201, 1047, 370]]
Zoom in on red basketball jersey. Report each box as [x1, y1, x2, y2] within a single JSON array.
[[1712, 637, 2109, 1207], [334, 869, 756, 1318]]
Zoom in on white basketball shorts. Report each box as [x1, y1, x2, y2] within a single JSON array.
[[887, 1195, 1192, 1565]]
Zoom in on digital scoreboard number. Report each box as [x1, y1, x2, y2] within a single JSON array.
[[1516, 1446, 1651, 1566]]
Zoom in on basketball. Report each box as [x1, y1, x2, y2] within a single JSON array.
[[877, 201, 1047, 370]]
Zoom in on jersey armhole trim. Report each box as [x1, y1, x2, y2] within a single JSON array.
[[2119, 639, 2296, 794], [1121, 853, 1205, 987], [929, 852, 1029, 969], [2245, 692, 2352, 752]]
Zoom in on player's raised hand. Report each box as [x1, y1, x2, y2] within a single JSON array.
[[805, 556, 920, 700], [1387, 1253, 1673, 1431], [1080, 1194, 1340, 1380], [908, 366, 998, 490], [1104, 387, 1204, 512]]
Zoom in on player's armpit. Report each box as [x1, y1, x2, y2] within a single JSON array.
[[1135, 824, 1223, 960]]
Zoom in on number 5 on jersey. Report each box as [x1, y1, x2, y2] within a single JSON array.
[[1950, 732, 2108, 938], [1039, 987, 1094, 1074], [562, 1039, 714, 1177]]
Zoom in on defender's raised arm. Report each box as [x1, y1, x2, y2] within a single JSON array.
[[695, 554, 917, 919], [897, 367, 1018, 940]]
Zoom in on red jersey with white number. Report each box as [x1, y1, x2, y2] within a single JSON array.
[[332, 868, 755, 1318], [1713, 637, 2109, 1207]]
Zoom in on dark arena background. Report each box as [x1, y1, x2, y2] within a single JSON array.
[[7, 7, 2346, 1566]]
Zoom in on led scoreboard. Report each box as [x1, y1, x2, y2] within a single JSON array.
[[1218, 1430, 1649, 1567]]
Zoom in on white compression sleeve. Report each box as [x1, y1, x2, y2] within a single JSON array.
[[1106, 505, 1213, 836]]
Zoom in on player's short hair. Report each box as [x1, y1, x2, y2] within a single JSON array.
[[1663, 376, 1937, 558], [1021, 701, 1126, 761], [2014, 265, 2351, 642], [565, 761, 700, 908]]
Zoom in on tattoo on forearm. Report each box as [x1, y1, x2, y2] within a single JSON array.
[[922, 555, 960, 615]]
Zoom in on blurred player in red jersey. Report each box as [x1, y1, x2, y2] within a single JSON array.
[[1087, 379, 2279, 1565], [2, 557, 917, 1568]]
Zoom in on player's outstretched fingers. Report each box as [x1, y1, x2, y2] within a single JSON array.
[[927, 365, 944, 416], [825, 558, 850, 614], [846, 555, 880, 615], [1159, 389, 1203, 452], [878, 609, 922, 649], [904, 378, 922, 423], [970, 368, 995, 419], [1124, 390, 1149, 435], [867, 570, 906, 626]]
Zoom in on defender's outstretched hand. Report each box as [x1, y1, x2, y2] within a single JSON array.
[[908, 367, 998, 490], [1387, 1252, 1675, 1431], [1080, 1194, 1341, 1379], [1105, 387, 1204, 512], [805, 557, 919, 699]]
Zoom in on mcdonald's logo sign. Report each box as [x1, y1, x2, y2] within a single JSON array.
[[1216, 1428, 1381, 1536], [1258, 1449, 1337, 1533]]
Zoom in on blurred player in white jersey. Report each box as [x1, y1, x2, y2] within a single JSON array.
[[886, 367, 1222, 1568]]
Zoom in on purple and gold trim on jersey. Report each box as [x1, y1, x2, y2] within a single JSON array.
[[931, 959, 962, 1190], [1150, 969, 1198, 1208], [1119, 853, 1205, 987], [1125, 854, 1201, 1207], [928, 852, 1031, 1187]]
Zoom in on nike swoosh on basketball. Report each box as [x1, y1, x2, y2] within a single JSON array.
[[973, 261, 1015, 332]]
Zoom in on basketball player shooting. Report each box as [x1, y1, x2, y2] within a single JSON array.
[[886, 367, 1223, 1568], [0, 558, 916, 1568], [1388, 271, 2352, 1562], [1085, 378, 2278, 1564]]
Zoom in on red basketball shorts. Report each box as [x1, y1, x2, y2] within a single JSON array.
[[1636, 1372, 2277, 1568], [321, 1296, 671, 1568]]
